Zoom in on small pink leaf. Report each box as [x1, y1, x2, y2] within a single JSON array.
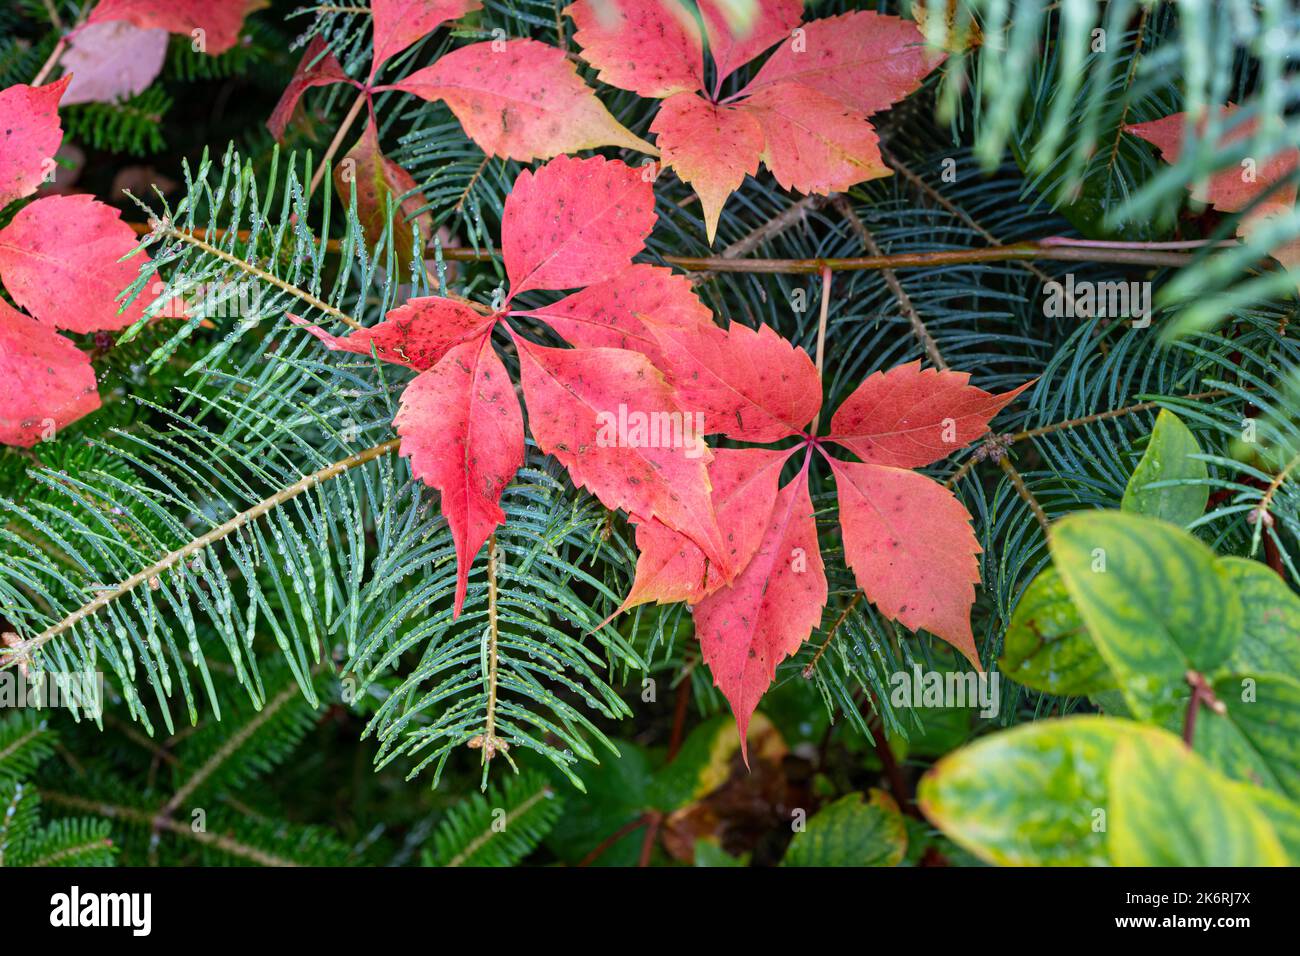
[[288, 297, 493, 371], [647, 319, 821, 442], [512, 333, 730, 577], [623, 447, 788, 610], [502, 155, 656, 298], [0, 77, 69, 208], [695, 464, 826, 759], [384, 39, 655, 163], [267, 36, 349, 141], [393, 332, 523, 616], [60, 22, 169, 106], [566, 0, 704, 98], [369, 0, 482, 82], [0, 194, 162, 333], [651, 93, 763, 244], [828, 362, 1033, 468], [0, 298, 101, 447], [510, 263, 710, 361], [828, 456, 982, 669]]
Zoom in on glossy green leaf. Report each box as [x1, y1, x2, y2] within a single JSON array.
[[782, 790, 907, 867], [1109, 733, 1286, 865], [920, 715, 1296, 866], [1050, 511, 1241, 718], [1240, 784, 1300, 862], [1000, 567, 1114, 696], [1121, 409, 1209, 527], [1222, 557, 1300, 681]]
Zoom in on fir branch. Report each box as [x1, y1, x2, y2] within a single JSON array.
[[2, 439, 399, 674], [39, 791, 304, 867]]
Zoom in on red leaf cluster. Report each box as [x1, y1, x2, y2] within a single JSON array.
[[290, 156, 1030, 749], [0, 77, 170, 447], [567, 2, 946, 241]]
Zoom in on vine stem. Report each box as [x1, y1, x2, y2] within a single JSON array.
[[1181, 671, 1225, 747], [1, 439, 400, 672], [31, 0, 89, 86], [809, 266, 832, 433], [309, 90, 367, 198], [129, 224, 1219, 275], [944, 389, 1230, 489], [832, 195, 947, 369]]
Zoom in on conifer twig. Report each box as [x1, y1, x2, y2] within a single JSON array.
[[2, 440, 400, 672], [832, 195, 946, 369]]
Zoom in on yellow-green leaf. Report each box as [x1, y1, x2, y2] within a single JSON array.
[[1222, 556, 1300, 680], [1109, 733, 1286, 865], [1000, 567, 1114, 696], [1050, 511, 1241, 718]]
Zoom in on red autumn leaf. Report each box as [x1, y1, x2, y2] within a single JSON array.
[[1126, 104, 1300, 274], [828, 457, 983, 669], [828, 362, 1033, 468], [393, 332, 524, 616], [694, 461, 827, 760], [288, 297, 493, 371], [697, 0, 804, 87], [267, 37, 350, 141], [650, 94, 763, 242], [565, 0, 704, 98], [335, 121, 434, 264], [502, 155, 657, 298], [743, 83, 889, 195], [509, 263, 711, 360], [567, 5, 943, 242], [380, 38, 655, 162], [742, 11, 945, 116], [512, 333, 730, 577], [0, 298, 101, 447], [0, 77, 69, 208], [1125, 105, 1300, 215], [60, 21, 169, 106], [622, 447, 787, 610], [368, 0, 482, 83], [84, 0, 263, 56], [0, 194, 162, 333], [646, 318, 822, 442]]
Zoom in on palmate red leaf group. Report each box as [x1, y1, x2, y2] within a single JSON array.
[[290, 155, 1030, 750], [292, 156, 732, 615], [567, 1, 946, 241], [620, 316, 1030, 754], [0, 77, 171, 447]]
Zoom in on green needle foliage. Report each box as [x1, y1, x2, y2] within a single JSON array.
[[1, 0, 1299, 867]]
